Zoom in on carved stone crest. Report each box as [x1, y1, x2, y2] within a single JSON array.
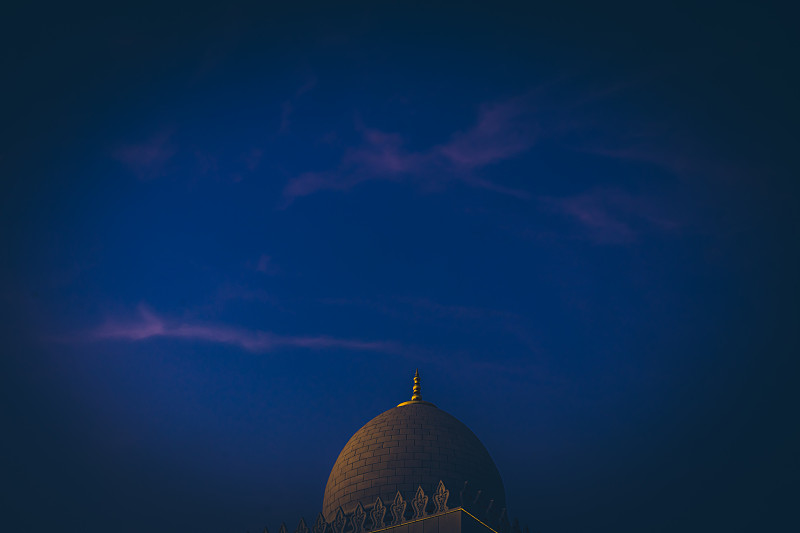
[[390, 491, 406, 525], [296, 518, 310, 533], [332, 507, 347, 533], [411, 486, 428, 519], [280, 523, 288, 533], [433, 480, 450, 513], [370, 497, 386, 530], [352, 502, 366, 533], [313, 513, 327, 533]]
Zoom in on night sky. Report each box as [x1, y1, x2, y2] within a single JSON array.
[[2, 2, 798, 532]]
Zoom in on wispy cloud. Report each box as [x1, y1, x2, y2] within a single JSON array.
[[321, 296, 521, 323], [542, 188, 680, 244], [215, 283, 277, 304], [344, 128, 427, 175], [112, 129, 176, 179], [435, 96, 538, 169], [245, 148, 263, 172], [282, 96, 535, 203], [398, 297, 520, 321], [282, 73, 720, 208], [279, 74, 318, 132], [89, 305, 398, 353], [251, 253, 279, 275], [192, 147, 266, 183], [282, 170, 369, 199], [319, 296, 541, 355]]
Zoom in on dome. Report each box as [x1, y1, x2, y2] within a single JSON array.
[[322, 371, 505, 520]]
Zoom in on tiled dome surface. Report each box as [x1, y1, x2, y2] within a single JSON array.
[[322, 401, 505, 520]]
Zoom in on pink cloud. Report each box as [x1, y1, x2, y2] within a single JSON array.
[[436, 97, 537, 168], [245, 148, 263, 171], [343, 128, 425, 175], [94, 306, 166, 340], [112, 129, 176, 179], [215, 283, 276, 304], [542, 189, 679, 244], [320, 297, 540, 358], [295, 75, 318, 97], [91, 305, 398, 353], [254, 254, 279, 275], [194, 150, 219, 175], [279, 74, 318, 132], [399, 297, 520, 321], [281, 80, 708, 205], [282, 171, 368, 200], [282, 96, 535, 202], [279, 101, 294, 132]]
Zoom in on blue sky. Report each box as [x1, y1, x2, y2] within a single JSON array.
[[2, 2, 797, 533]]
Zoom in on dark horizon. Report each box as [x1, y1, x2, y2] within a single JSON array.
[[2, 2, 797, 532]]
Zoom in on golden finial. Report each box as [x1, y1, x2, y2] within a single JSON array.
[[411, 369, 421, 401], [397, 369, 436, 407]]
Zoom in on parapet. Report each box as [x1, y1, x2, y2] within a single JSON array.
[[259, 481, 530, 533]]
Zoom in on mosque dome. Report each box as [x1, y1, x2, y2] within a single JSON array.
[[322, 371, 506, 520]]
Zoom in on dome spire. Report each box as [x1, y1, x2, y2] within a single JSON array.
[[397, 369, 435, 407], [411, 369, 422, 402]]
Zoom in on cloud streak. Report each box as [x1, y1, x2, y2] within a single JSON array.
[[435, 96, 538, 168], [253, 254, 279, 275], [279, 74, 318, 132], [112, 129, 176, 179], [282, 96, 536, 203], [90, 306, 398, 353], [280, 74, 721, 208], [542, 188, 680, 244]]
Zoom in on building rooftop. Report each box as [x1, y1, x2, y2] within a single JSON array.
[[322, 371, 506, 521]]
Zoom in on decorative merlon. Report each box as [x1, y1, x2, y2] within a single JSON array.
[[257, 481, 530, 533]]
